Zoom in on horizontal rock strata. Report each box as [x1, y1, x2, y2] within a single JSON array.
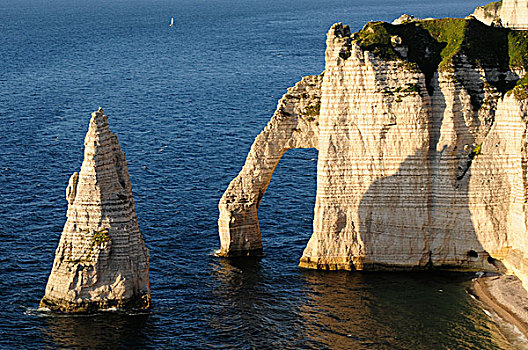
[[219, 18, 528, 294], [217, 74, 322, 256], [40, 108, 150, 313]]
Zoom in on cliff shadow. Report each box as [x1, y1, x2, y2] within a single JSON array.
[[295, 269, 510, 349], [357, 148, 499, 270], [353, 60, 512, 270]]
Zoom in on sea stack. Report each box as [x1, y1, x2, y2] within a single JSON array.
[[40, 108, 150, 313]]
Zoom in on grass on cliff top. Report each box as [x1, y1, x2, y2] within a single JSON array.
[[354, 17, 528, 94], [511, 73, 528, 100]]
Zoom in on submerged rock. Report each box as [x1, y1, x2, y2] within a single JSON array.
[[218, 17, 528, 296], [40, 108, 150, 313]]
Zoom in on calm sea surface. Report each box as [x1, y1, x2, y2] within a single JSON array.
[[0, 0, 524, 348]]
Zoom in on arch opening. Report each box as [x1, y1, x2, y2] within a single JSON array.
[[217, 73, 323, 257]]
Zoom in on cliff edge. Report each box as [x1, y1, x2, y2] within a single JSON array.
[[218, 15, 528, 295], [40, 108, 150, 313]]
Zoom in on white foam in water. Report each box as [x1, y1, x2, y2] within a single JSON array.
[[24, 307, 42, 316], [102, 307, 119, 312], [486, 308, 528, 348]]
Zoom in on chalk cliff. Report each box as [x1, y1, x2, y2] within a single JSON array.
[[40, 108, 150, 313], [473, 0, 528, 29], [218, 17, 528, 292]]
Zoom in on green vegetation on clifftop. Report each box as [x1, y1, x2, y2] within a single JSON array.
[[353, 17, 528, 95], [511, 74, 528, 100]]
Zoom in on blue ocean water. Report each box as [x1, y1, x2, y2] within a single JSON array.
[[0, 0, 522, 348]]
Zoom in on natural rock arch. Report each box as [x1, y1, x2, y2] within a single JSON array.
[[218, 21, 528, 300], [217, 74, 323, 256]]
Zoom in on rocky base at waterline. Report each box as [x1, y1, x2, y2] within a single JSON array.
[[219, 8, 528, 287], [470, 275, 528, 339], [40, 292, 150, 314], [40, 108, 150, 313]]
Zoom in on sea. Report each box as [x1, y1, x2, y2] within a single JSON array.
[[1, 0, 526, 348]]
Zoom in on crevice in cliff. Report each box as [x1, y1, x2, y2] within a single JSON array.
[[457, 142, 482, 180], [455, 83, 501, 182], [425, 251, 433, 269]]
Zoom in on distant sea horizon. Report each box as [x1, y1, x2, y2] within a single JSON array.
[[1, 0, 525, 348]]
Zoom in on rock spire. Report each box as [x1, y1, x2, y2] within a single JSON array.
[[40, 108, 150, 313]]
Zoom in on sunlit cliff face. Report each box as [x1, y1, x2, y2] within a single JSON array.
[[219, 19, 528, 293], [41, 108, 150, 313]]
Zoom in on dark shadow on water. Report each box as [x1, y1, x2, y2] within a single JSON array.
[[297, 269, 512, 350], [206, 259, 512, 349], [41, 312, 150, 349], [209, 256, 265, 312]]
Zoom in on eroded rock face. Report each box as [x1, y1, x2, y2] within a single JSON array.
[[40, 108, 150, 313], [473, 0, 528, 29], [299, 22, 520, 272], [218, 21, 528, 293], [472, 1, 503, 26], [217, 75, 322, 256], [501, 0, 528, 29]]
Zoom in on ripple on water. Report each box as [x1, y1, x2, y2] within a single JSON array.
[[0, 0, 515, 348]]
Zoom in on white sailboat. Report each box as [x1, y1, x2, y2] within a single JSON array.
[[170, 17, 174, 27]]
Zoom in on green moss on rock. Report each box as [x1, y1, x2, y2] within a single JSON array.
[[395, 83, 421, 95], [508, 31, 528, 68], [303, 101, 321, 118], [511, 74, 528, 100], [92, 228, 110, 246], [471, 142, 483, 158]]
